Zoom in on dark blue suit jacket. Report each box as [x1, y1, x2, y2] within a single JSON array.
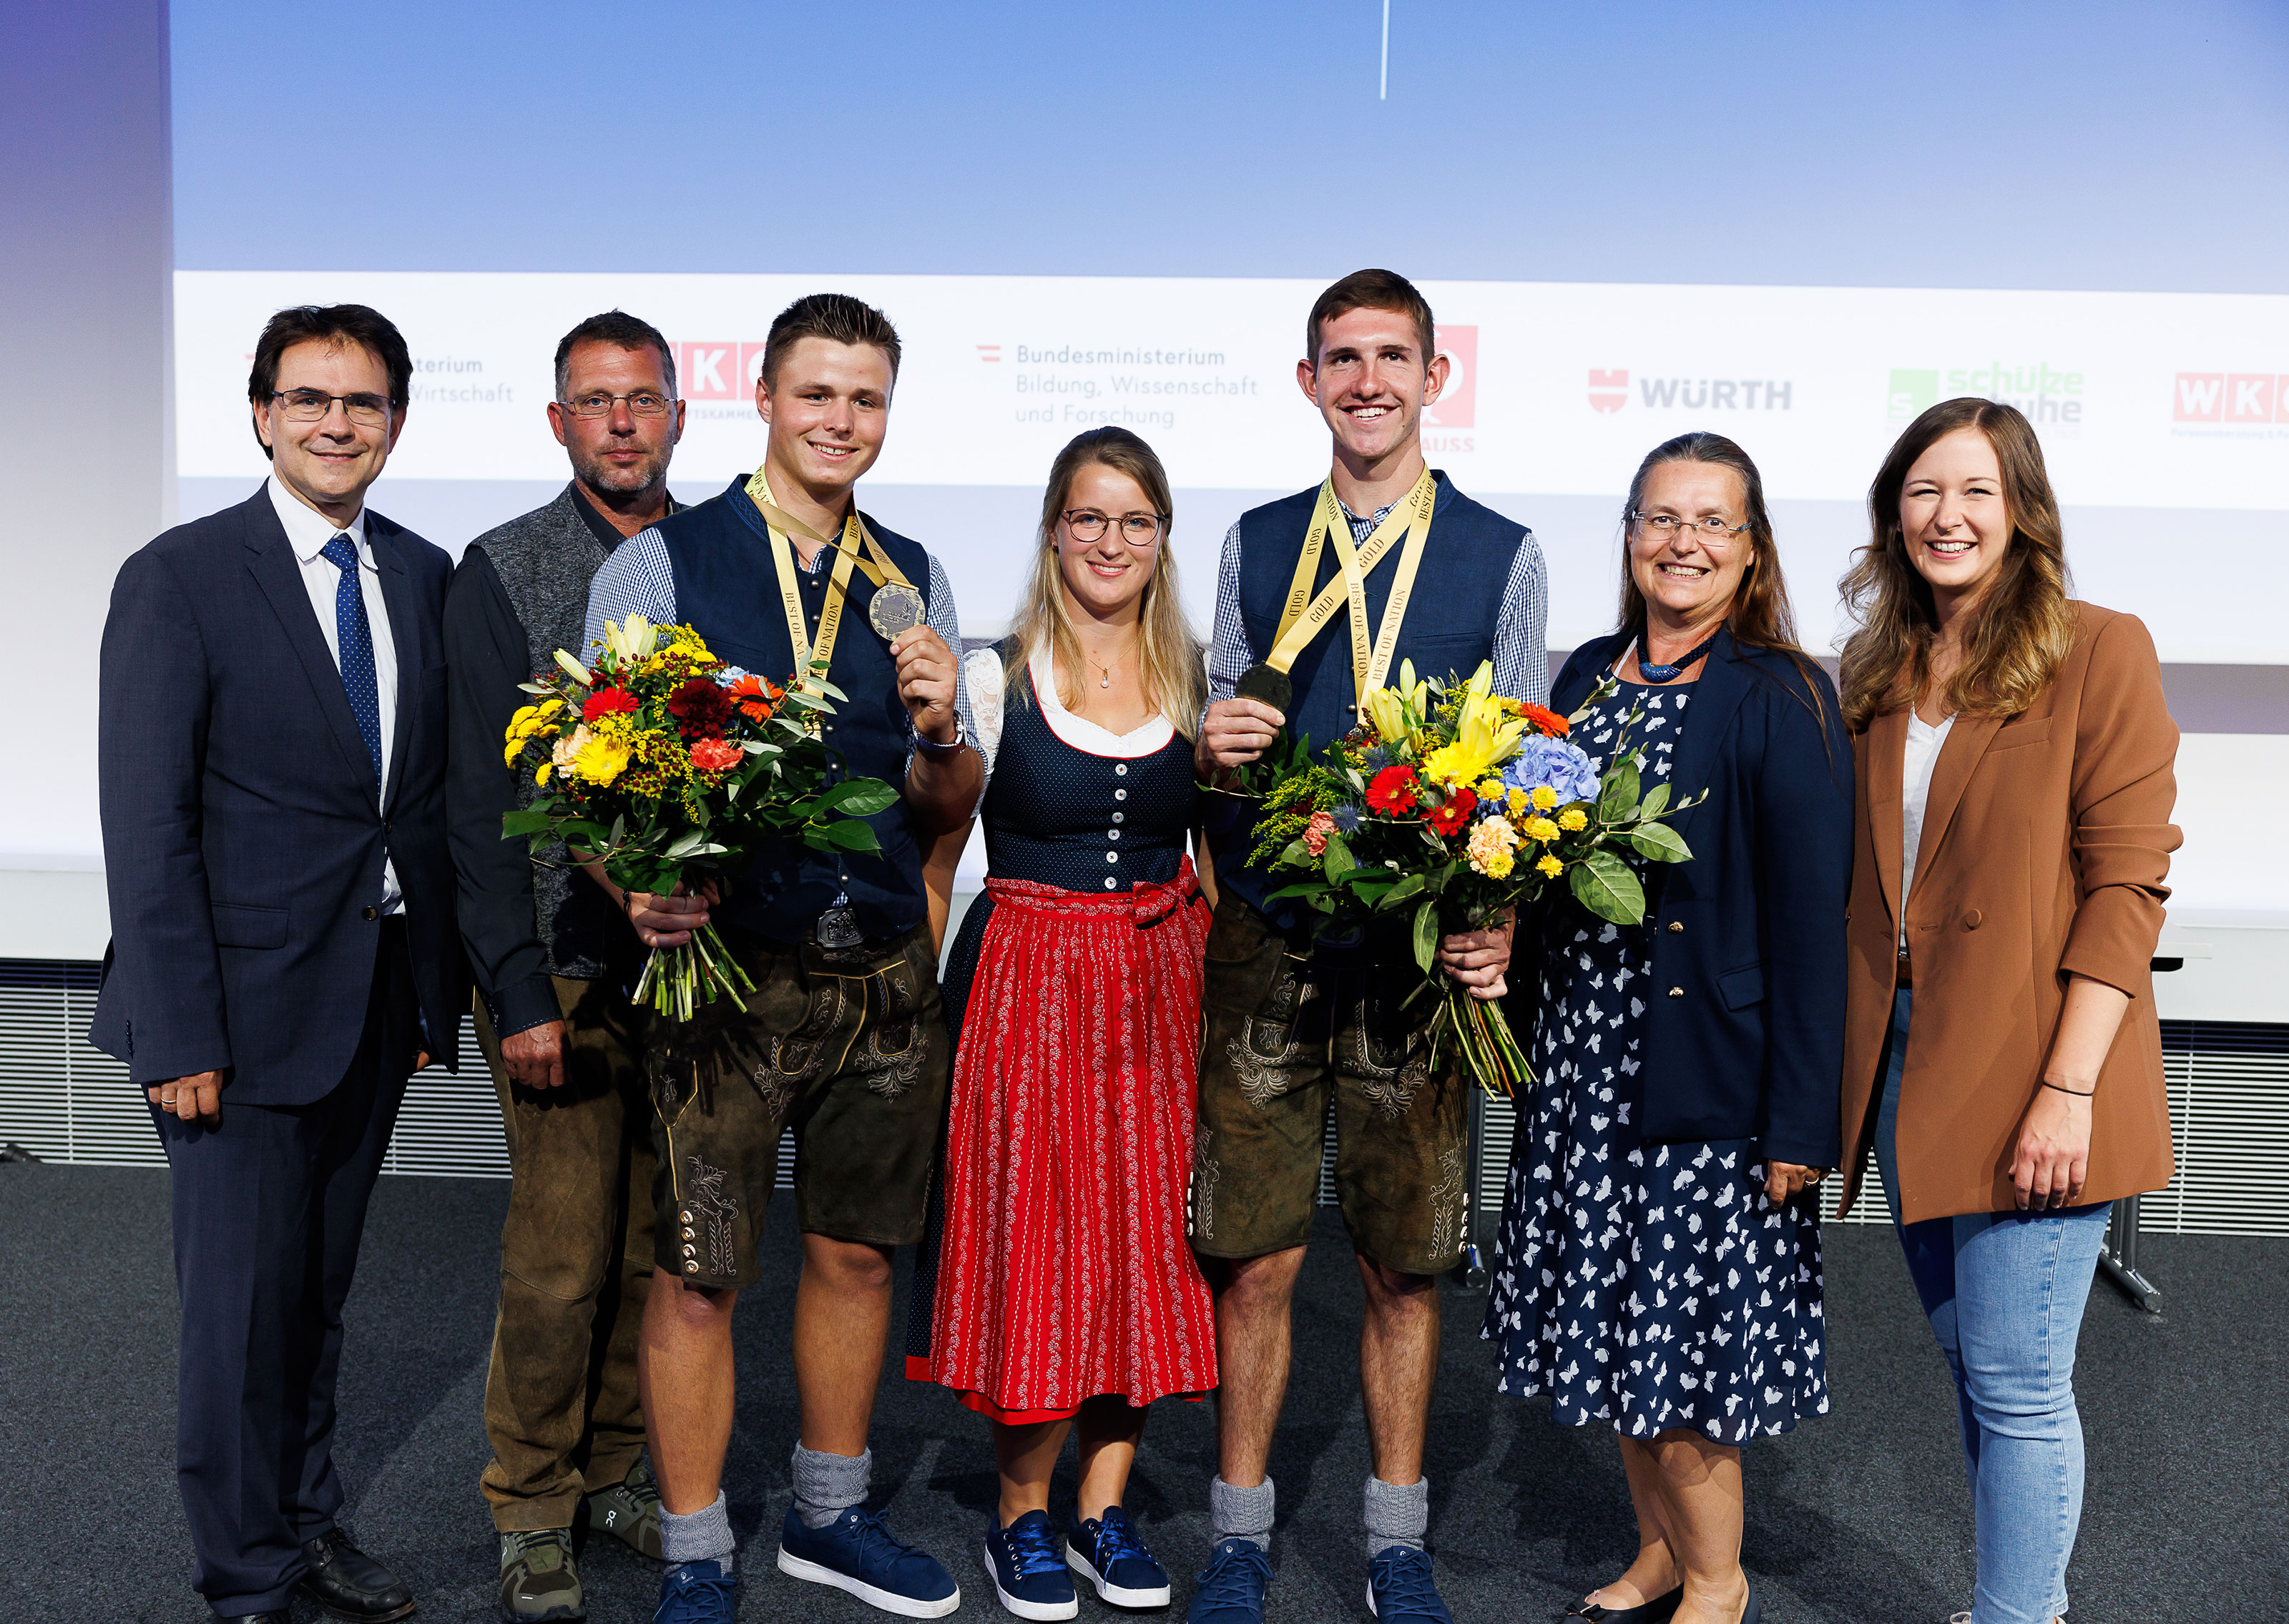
[[1544, 627, 1851, 1167], [90, 486, 467, 1104]]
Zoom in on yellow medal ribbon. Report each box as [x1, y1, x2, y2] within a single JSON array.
[[744, 464, 916, 681], [1262, 466, 1437, 706]]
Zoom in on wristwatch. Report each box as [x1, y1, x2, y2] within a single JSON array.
[[915, 718, 967, 760]]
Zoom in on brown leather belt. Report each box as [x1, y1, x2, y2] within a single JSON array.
[[1895, 949, 1913, 990]]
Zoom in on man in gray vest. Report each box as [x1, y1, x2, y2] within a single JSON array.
[[443, 310, 687, 1622]]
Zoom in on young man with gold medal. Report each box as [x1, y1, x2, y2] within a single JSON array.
[[1187, 270, 1550, 1624], [581, 293, 980, 1623]]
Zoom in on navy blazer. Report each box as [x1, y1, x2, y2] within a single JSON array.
[[90, 486, 468, 1104], [1542, 626, 1851, 1167]]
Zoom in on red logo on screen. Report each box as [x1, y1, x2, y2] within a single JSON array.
[[2172, 371, 2284, 423], [672, 342, 768, 401], [1588, 370, 1629, 413], [1423, 326, 1476, 428]]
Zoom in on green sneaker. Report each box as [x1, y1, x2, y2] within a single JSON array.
[[584, 1455, 665, 1560], [499, 1527, 583, 1622]]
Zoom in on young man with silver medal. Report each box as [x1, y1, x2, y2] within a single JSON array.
[[581, 292, 981, 1623], [1187, 270, 1550, 1624]]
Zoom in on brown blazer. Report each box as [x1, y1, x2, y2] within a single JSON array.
[[1836, 603, 2180, 1224]]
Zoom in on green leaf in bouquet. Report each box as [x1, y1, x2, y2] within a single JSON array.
[[1639, 780, 1672, 820], [1628, 822, 1693, 863], [813, 818, 884, 854], [740, 740, 783, 757], [815, 779, 898, 817], [1348, 879, 1393, 907], [1322, 832, 1357, 881], [1276, 839, 1310, 869], [664, 830, 708, 859], [1380, 872, 1428, 908], [1412, 898, 1438, 973], [1569, 847, 1647, 923], [1599, 757, 1641, 820], [501, 809, 555, 837], [1263, 880, 1329, 903]]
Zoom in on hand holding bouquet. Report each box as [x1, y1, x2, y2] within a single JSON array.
[[501, 616, 898, 1020], [1251, 662, 1703, 1096]]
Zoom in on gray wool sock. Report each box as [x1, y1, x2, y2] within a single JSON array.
[[660, 1490, 735, 1579], [1210, 1474, 1275, 1552], [1363, 1473, 1428, 1560], [793, 1445, 872, 1529]]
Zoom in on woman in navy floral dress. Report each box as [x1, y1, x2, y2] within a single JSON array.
[[1484, 435, 1852, 1624]]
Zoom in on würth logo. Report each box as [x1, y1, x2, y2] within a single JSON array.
[[2173, 372, 2285, 423], [1587, 370, 1792, 413], [671, 342, 766, 401], [1424, 325, 1477, 429]]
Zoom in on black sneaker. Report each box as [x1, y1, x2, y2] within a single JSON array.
[[1067, 1506, 1172, 1608]]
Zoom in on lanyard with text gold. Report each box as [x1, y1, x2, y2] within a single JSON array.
[[745, 465, 921, 681], [1256, 466, 1436, 708]]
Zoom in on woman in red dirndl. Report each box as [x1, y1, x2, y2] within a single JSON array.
[[907, 428, 1215, 1616]]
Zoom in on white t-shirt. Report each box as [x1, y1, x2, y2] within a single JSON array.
[[1900, 709, 1954, 947]]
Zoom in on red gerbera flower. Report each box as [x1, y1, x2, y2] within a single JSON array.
[[1366, 764, 1419, 815], [725, 673, 783, 722], [1517, 702, 1569, 738], [582, 686, 639, 722], [1426, 784, 1476, 835]]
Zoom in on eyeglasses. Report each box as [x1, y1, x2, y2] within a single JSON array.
[[1062, 510, 1164, 546], [559, 390, 674, 418], [1629, 510, 1750, 540], [270, 389, 393, 427]]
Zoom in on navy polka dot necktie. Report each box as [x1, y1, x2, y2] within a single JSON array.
[[320, 533, 383, 790]]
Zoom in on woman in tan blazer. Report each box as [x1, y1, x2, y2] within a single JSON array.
[[1835, 398, 2177, 1624]]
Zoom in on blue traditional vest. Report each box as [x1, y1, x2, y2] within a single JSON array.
[[1207, 471, 1522, 929], [660, 475, 933, 946]]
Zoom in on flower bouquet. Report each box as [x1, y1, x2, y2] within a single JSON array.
[[1248, 662, 1703, 1097], [501, 616, 898, 1020]]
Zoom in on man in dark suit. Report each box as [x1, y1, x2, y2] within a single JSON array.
[[92, 303, 467, 1623]]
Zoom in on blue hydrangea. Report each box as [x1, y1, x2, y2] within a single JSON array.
[[1504, 735, 1602, 805]]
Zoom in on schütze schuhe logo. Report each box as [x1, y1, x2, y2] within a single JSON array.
[[1588, 369, 1792, 413], [2172, 371, 2285, 424], [1890, 362, 2084, 425]]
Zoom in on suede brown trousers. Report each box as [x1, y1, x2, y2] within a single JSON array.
[[474, 977, 657, 1531]]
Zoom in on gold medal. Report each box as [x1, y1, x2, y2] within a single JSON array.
[[867, 582, 927, 640]]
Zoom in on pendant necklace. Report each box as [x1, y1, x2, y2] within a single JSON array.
[[1094, 658, 1114, 689], [1635, 621, 1717, 684]]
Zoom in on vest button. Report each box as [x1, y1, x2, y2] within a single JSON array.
[[1115, 763, 1128, 776], [1107, 852, 1119, 863], [361, 905, 378, 920], [1109, 829, 1121, 842], [1112, 812, 1124, 824], [1667, 920, 1683, 934], [1667, 986, 1684, 998], [1964, 909, 1984, 929], [1104, 876, 1117, 890], [1114, 788, 1127, 801]]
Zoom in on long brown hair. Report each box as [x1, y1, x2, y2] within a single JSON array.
[[1838, 398, 2075, 732], [1006, 428, 1205, 739], [1617, 433, 1825, 703]]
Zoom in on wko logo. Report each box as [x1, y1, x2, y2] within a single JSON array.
[[1584, 370, 1793, 414], [671, 341, 767, 400], [2172, 372, 2286, 424]]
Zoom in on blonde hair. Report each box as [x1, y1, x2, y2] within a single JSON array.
[[1838, 398, 2077, 732], [1006, 428, 1205, 739]]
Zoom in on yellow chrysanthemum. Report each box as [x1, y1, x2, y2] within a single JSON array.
[[1506, 787, 1528, 817], [1536, 853, 1562, 877], [534, 761, 552, 786], [1477, 778, 1505, 801], [1530, 785, 1558, 812], [1524, 815, 1560, 842], [1557, 807, 1589, 832]]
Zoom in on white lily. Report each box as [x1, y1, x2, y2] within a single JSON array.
[[604, 615, 656, 666], [553, 648, 593, 686]]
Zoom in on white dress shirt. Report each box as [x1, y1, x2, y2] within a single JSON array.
[[268, 475, 403, 913]]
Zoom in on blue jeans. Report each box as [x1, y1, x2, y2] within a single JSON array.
[[1875, 989, 2110, 1624]]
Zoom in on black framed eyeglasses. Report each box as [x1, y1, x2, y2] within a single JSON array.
[[1629, 510, 1750, 539], [270, 389, 392, 427], [559, 390, 674, 418], [1062, 510, 1163, 546]]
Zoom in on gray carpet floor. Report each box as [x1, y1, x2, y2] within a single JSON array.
[[0, 1163, 2278, 1623]]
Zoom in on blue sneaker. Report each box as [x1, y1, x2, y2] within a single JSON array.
[[1186, 1538, 1271, 1623], [653, 1557, 735, 1623], [983, 1509, 1077, 1620], [1366, 1545, 1454, 1621], [778, 1504, 961, 1618], [1067, 1505, 1172, 1608]]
